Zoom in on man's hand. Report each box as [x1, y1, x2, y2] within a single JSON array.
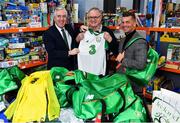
[[76, 32, 85, 43], [104, 32, 112, 43], [69, 48, 79, 55], [80, 25, 88, 32], [115, 51, 125, 62]]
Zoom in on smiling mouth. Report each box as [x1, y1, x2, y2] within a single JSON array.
[[123, 27, 129, 29]]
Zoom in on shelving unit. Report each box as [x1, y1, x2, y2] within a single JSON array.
[[0, 27, 48, 34], [159, 67, 180, 74], [18, 60, 47, 69], [107, 26, 180, 34], [107, 26, 149, 32], [0, 27, 49, 69], [148, 27, 180, 33]]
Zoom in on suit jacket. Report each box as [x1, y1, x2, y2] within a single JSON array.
[[118, 31, 147, 71], [43, 24, 77, 70]]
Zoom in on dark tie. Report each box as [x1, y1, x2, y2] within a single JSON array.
[[61, 28, 69, 48]]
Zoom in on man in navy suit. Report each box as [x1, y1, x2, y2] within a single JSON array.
[[43, 6, 79, 70]]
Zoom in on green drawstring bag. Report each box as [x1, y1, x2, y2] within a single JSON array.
[[68, 71, 142, 121], [50, 67, 75, 107], [124, 37, 159, 86], [0, 66, 25, 95]]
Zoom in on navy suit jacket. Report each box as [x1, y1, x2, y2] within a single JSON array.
[[43, 24, 77, 70]]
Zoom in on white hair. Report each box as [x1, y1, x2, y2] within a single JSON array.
[[53, 6, 68, 17]]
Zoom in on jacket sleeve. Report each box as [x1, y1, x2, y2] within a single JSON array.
[[121, 39, 148, 70]]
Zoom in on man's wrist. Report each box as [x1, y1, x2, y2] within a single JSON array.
[[68, 51, 71, 56]]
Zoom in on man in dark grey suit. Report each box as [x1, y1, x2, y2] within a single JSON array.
[[43, 6, 79, 70], [116, 11, 148, 93], [116, 12, 151, 122]]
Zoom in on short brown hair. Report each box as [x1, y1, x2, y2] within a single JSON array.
[[122, 11, 136, 20]]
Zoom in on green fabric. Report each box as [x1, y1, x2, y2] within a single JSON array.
[[7, 66, 26, 83], [53, 69, 147, 121], [50, 67, 75, 107], [88, 28, 103, 35], [113, 96, 147, 122], [105, 41, 109, 50], [125, 37, 159, 86], [71, 72, 138, 120], [0, 69, 17, 95], [50, 67, 74, 82], [0, 66, 25, 95]]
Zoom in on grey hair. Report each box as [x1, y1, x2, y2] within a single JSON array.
[[87, 7, 103, 16], [53, 6, 68, 17]]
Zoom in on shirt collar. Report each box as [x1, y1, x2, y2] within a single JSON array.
[[55, 24, 65, 32], [90, 24, 102, 32], [125, 30, 136, 36]]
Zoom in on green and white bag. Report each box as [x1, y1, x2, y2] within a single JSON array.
[[125, 37, 159, 86], [52, 68, 147, 122], [67, 71, 146, 121]]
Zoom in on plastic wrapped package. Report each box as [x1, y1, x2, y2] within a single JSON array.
[[59, 108, 84, 123]]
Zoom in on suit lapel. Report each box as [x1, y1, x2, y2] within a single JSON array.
[[53, 25, 69, 49]]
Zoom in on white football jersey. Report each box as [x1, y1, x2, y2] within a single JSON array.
[[78, 30, 106, 75]]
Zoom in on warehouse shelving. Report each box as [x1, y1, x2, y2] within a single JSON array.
[[18, 60, 47, 69], [0, 27, 48, 34], [0, 27, 49, 69]]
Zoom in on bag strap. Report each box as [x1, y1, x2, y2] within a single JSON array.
[[124, 37, 145, 50], [110, 88, 126, 119], [65, 83, 81, 105], [100, 99, 107, 122], [101, 88, 126, 122]]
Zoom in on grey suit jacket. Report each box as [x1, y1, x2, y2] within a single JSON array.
[[118, 31, 148, 72]]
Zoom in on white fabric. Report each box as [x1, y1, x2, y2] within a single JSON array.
[[78, 30, 106, 75]]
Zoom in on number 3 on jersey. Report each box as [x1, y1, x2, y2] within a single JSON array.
[[89, 44, 96, 55]]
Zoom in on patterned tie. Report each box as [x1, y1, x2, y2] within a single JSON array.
[[61, 28, 69, 48]]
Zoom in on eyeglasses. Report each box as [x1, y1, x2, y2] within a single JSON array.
[[87, 15, 101, 20]]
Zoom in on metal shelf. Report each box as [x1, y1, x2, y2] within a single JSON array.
[[159, 67, 180, 74], [0, 27, 48, 34], [18, 60, 47, 69]]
